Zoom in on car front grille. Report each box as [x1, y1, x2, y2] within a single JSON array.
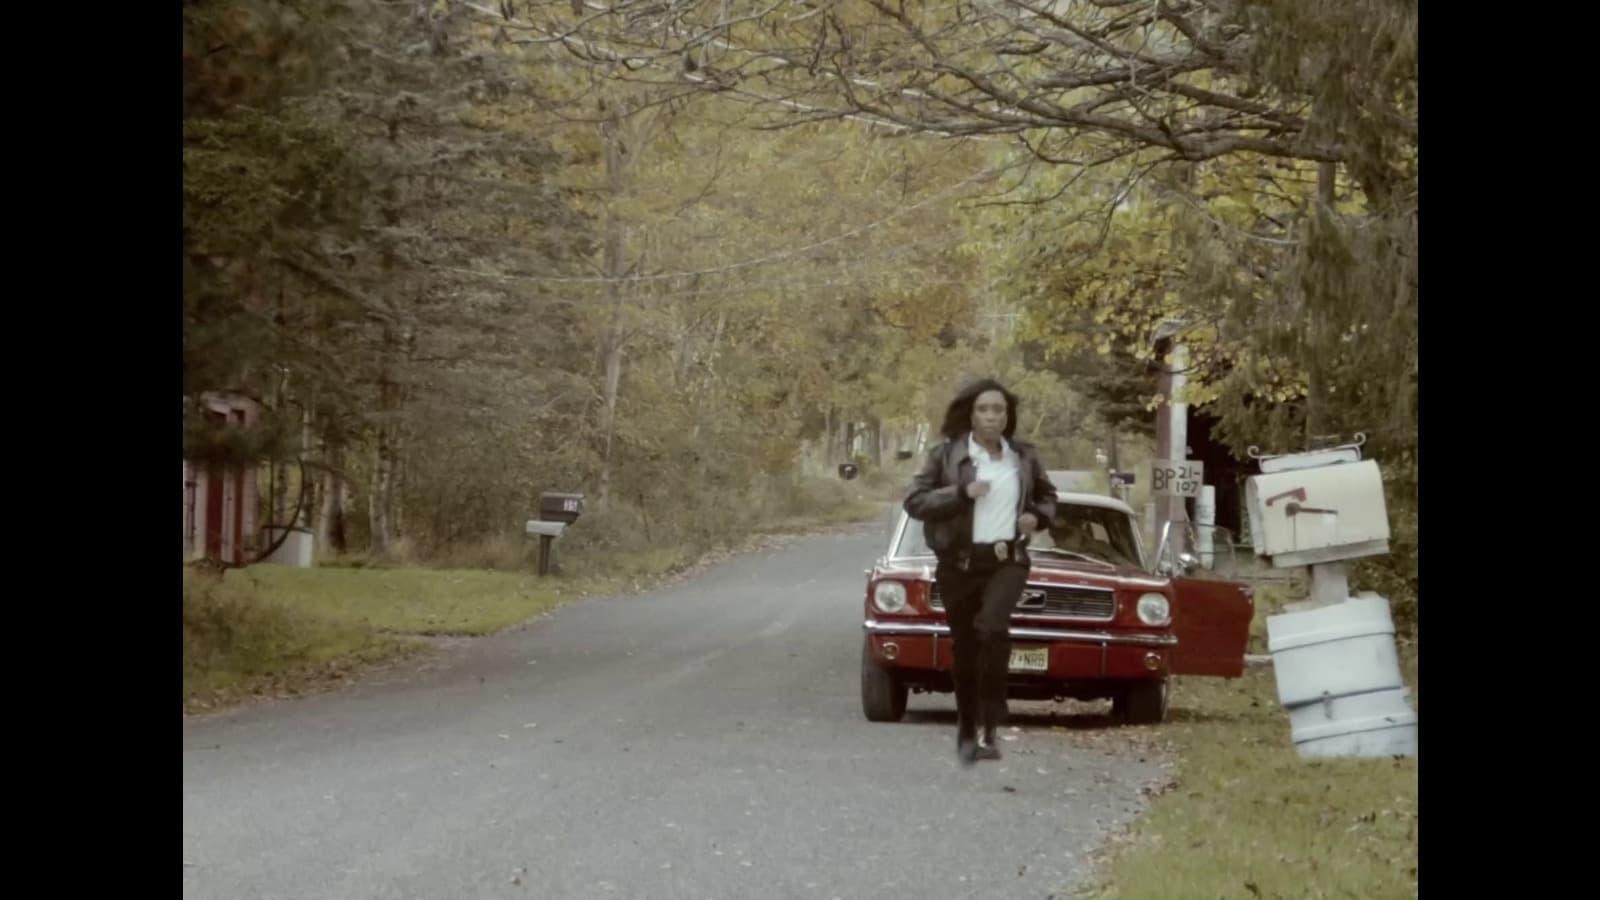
[[928, 583, 1116, 620]]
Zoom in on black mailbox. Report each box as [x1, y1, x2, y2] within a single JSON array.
[[1111, 471, 1136, 486], [539, 492, 585, 524]]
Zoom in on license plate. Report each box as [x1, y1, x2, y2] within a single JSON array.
[[1009, 646, 1049, 672]]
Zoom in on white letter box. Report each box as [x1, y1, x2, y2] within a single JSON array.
[[1245, 459, 1390, 566]]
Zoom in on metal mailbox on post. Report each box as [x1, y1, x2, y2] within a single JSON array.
[[1245, 436, 1415, 759], [540, 492, 584, 524], [528, 491, 585, 575], [1244, 459, 1389, 568]]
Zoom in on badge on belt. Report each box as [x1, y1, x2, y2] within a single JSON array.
[[993, 541, 1009, 561]]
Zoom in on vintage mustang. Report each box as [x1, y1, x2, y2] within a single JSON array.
[[860, 479, 1253, 724]]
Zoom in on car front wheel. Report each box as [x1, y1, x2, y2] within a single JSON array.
[[1114, 678, 1168, 725], [860, 636, 908, 722]]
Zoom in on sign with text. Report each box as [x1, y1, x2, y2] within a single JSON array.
[[1151, 460, 1205, 497]]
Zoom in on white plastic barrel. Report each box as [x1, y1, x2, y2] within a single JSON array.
[[1266, 594, 1416, 759], [1266, 595, 1403, 706], [1287, 687, 1418, 758], [262, 527, 315, 568]]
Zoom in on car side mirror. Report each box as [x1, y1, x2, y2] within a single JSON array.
[[1156, 553, 1200, 578]]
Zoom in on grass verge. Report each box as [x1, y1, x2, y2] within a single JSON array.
[[183, 569, 424, 713], [1082, 586, 1419, 899]]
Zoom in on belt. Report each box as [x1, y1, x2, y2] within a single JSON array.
[[958, 535, 1029, 571]]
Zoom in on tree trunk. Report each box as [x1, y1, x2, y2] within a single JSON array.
[[390, 329, 416, 540], [868, 417, 883, 467], [272, 462, 288, 526], [673, 274, 704, 388], [687, 312, 725, 444], [369, 328, 399, 558], [369, 428, 394, 558], [319, 442, 348, 556], [674, 323, 694, 389], [596, 112, 630, 505], [390, 424, 405, 541], [300, 405, 315, 527], [822, 406, 834, 470], [1305, 161, 1337, 446], [598, 339, 625, 503], [369, 111, 404, 554]]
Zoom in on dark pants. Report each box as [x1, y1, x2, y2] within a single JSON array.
[[936, 555, 1029, 741]]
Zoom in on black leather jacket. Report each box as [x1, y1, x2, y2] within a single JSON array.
[[903, 434, 1058, 561]]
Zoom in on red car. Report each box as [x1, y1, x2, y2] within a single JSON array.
[[860, 480, 1253, 724]]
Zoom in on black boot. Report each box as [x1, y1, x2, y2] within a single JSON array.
[[976, 726, 1001, 761], [957, 733, 979, 766], [956, 714, 979, 766], [975, 639, 1009, 761]]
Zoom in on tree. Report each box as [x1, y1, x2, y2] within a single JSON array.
[[184, 0, 595, 558], [445, 2, 1412, 187], [446, 1, 1416, 468]]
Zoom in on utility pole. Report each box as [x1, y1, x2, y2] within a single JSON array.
[[1153, 332, 1189, 557]]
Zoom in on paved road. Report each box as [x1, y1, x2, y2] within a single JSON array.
[[183, 524, 1167, 899]]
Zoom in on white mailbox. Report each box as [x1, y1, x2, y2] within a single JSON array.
[[525, 520, 567, 539], [1245, 459, 1390, 566]]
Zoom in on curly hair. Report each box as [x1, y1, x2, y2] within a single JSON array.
[[940, 377, 1020, 440]]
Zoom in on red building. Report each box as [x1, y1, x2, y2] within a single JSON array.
[[182, 392, 261, 565]]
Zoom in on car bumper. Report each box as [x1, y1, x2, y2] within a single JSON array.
[[864, 619, 1175, 646], [863, 619, 1175, 679]]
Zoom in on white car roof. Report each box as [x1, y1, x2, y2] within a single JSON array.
[[1053, 491, 1137, 517]]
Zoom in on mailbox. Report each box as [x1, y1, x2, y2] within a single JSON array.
[[539, 492, 585, 524], [530, 491, 582, 577], [1245, 459, 1390, 566], [525, 520, 567, 539]]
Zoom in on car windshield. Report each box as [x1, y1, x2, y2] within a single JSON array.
[[895, 502, 1144, 568]]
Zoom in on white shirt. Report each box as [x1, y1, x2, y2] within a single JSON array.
[[968, 433, 1021, 543]]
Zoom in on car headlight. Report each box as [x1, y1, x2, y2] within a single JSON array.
[[873, 581, 908, 614], [1136, 592, 1171, 626]]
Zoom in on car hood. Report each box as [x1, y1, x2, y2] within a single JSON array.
[[874, 554, 1169, 591]]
